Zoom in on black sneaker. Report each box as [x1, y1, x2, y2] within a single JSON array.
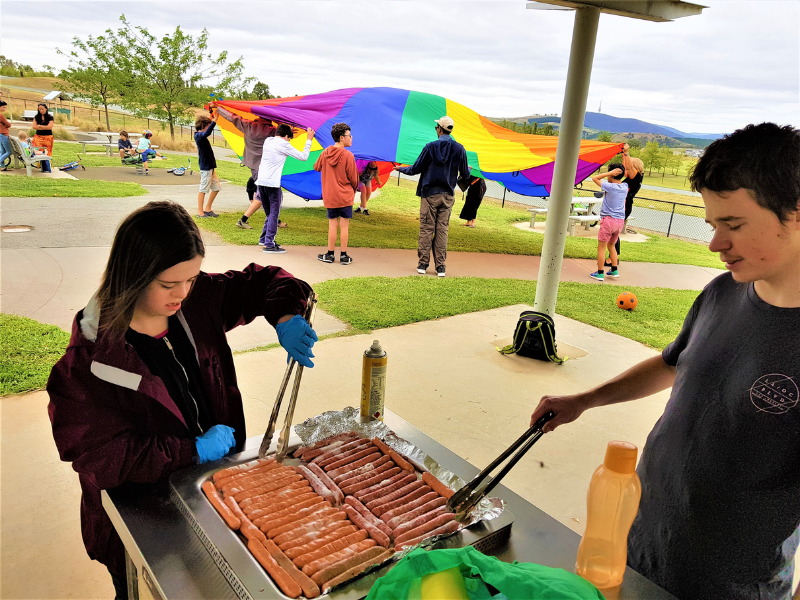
[[416, 263, 428, 274], [263, 244, 287, 254], [318, 251, 335, 263], [354, 207, 362, 214], [340, 254, 353, 265], [436, 265, 446, 278], [362, 209, 370, 216], [204, 211, 219, 218]]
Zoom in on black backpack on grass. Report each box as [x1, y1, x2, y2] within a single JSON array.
[[497, 310, 566, 364]]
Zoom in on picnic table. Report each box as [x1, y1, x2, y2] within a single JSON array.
[[527, 196, 604, 232], [87, 132, 141, 144]]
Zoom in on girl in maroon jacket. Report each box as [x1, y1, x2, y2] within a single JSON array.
[[47, 201, 317, 598]]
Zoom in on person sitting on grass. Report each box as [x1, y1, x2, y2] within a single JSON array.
[[355, 161, 379, 215], [194, 113, 221, 218], [118, 130, 136, 160], [314, 122, 359, 265], [589, 163, 627, 281], [17, 130, 51, 173]]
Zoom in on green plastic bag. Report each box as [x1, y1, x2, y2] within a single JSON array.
[[366, 547, 604, 600]]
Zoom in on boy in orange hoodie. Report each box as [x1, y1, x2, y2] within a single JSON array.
[[314, 122, 359, 264]]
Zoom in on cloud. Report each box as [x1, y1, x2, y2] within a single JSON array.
[[1, 0, 797, 133]]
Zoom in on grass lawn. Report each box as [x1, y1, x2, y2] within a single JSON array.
[[0, 314, 70, 396], [196, 184, 720, 269], [312, 276, 698, 351], [0, 175, 148, 198]]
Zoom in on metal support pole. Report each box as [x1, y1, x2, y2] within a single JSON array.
[[502, 187, 506, 208], [533, 6, 600, 316], [397, 170, 400, 186], [667, 203, 676, 237]]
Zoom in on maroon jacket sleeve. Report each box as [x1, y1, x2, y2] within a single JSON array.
[[47, 356, 196, 490], [198, 262, 313, 332]]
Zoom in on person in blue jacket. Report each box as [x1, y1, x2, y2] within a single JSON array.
[[394, 116, 470, 278]]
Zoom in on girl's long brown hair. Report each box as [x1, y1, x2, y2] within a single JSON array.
[[97, 201, 205, 338]]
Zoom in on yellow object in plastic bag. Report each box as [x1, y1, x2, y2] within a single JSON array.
[[420, 567, 470, 600]]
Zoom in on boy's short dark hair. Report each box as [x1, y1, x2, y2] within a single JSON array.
[[276, 124, 293, 138], [331, 122, 350, 143], [119, 130, 128, 138], [0, 101, 7, 108], [691, 123, 800, 223], [195, 115, 211, 131], [607, 162, 625, 181]]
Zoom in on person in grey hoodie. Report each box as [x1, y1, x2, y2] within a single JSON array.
[[394, 116, 470, 277]]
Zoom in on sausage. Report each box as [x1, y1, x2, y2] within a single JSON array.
[[394, 520, 461, 551], [341, 468, 402, 495], [372, 486, 432, 518], [344, 497, 392, 538], [293, 432, 358, 459], [239, 481, 310, 510], [385, 497, 448, 530], [278, 521, 354, 551], [337, 462, 396, 490], [332, 455, 393, 484], [306, 463, 345, 505], [393, 506, 449, 538], [202, 481, 240, 530], [380, 492, 440, 524], [294, 465, 336, 503], [356, 473, 417, 504], [321, 549, 394, 594], [293, 530, 369, 568], [310, 545, 388, 586], [300, 441, 347, 462], [215, 461, 281, 490], [284, 525, 359, 560], [313, 439, 371, 467], [259, 502, 332, 535], [247, 493, 320, 520], [422, 472, 455, 499], [302, 538, 377, 577], [223, 496, 267, 544], [326, 452, 385, 480], [263, 538, 321, 598], [370, 437, 392, 456], [343, 505, 390, 548], [273, 511, 348, 546], [234, 473, 303, 503], [394, 513, 455, 545], [222, 466, 295, 498], [267, 507, 340, 539], [365, 481, 427, 512], [389, 450, 416, 473], [323, 447, 379, 473], [213, 458, 275, 483], [248, 538, 302, 598]]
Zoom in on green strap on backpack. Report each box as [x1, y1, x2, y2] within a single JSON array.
[[365, 547, 604, 600], [497, 310, 566, 364]]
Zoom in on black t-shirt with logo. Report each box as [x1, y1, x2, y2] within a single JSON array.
[[628, 272, 800, 599]]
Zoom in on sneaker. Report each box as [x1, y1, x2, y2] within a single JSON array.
[[236, 218, 252, 230], [318, 251, 335, 263], [417, 263, 428, 274], [263, 244, 287, 254], [590, 270, 605, 281], [144, 170, 149, 175], [258, 241, 267, 246], [606, 269, 620, 278], [197, 213, 211, 218], [436, 265, 446, 278], [340, 254, 353, 265], [354, 207, 362, 214], [204, 211, 219, 218], [362, 209, 370, 216]]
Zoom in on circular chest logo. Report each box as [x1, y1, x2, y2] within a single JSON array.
[[750, 374, 799, 414]]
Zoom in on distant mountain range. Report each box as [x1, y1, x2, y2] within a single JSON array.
[[502, 112, 725, 140]]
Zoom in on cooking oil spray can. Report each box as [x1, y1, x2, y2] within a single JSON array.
[[360, 340, 387, 423]]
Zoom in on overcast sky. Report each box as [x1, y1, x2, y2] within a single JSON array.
[[1, 0, 797, 134]]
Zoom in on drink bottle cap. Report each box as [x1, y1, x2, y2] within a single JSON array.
[[604, 440, 638, 474]]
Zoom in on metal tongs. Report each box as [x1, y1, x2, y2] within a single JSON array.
[[258, 292, 318, 461], [447, 410, 555, 517]]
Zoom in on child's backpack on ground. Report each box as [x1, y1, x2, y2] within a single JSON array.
[[497, 310, 566, 364]]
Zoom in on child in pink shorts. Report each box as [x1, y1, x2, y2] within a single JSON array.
[[589, 163, 628, 281]]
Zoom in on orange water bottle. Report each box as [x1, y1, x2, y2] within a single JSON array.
[[575, 441, 641, 589]]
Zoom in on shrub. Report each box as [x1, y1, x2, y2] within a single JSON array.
[[150, 134, 194, 152], [53, 126, 75, 141]]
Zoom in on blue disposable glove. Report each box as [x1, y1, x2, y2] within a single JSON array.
[[275, 314, 318, 368], [195, 424, 236, 464]]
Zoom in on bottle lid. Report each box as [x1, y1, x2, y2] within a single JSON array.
[[603, 440, 638, 474]]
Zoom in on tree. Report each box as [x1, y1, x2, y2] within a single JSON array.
[[540, 123, 555, 136], [57, 36, 122, 130], [666, 150, 682, 175], [109, 15, 253, 139], [596, 130, 613, 142], [641, 141, 661, 175], [0, 55, 54, 78], [627, 138, 643, 151], [252, 82, 273, 100]]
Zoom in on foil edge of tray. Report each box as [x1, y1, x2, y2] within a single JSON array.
[[169, 444, 515, 600]]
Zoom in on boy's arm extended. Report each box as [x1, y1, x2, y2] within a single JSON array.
[[196, 119, 217, 141], [215, 106, 247, 135], [396, 146, 430, 176], [282, 138, 313, 162]]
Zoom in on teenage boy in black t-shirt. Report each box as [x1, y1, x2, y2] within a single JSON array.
[[530, 123, 800, 600]]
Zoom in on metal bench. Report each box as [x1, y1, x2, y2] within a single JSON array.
[[567, 214, 600, 236], [6, 135, 52, 176]]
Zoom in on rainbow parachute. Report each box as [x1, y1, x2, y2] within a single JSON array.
[[214, 87, 623, 200]]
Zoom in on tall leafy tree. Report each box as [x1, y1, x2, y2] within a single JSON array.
[[596, 130, 613, 142], [110, 15, 253, 139], [57, 36, 121, 130], [641, 141, 661, 175], [252, 82, 274, 100]]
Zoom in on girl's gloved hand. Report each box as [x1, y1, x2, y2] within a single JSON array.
[[195, 424, 236, 464], [275, 314, 318, 368]]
